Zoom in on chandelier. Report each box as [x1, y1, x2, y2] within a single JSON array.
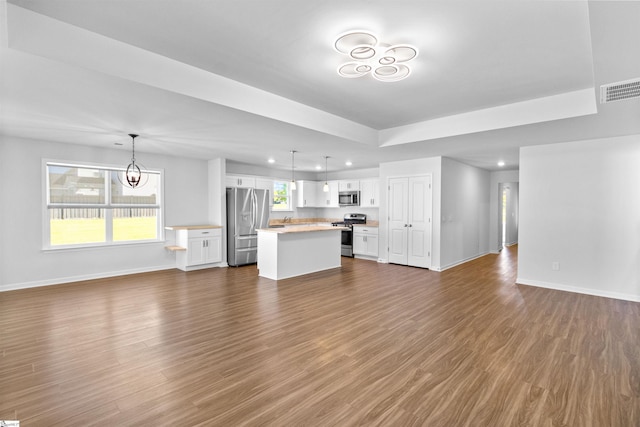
[[334, 31, 418, 82], [118, 133, 147, 188]]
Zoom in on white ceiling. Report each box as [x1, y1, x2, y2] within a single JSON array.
[[1, 1, 639, 173]]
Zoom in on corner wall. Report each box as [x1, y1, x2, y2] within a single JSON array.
[[518, 134, 640, 301], [440, 158, 491, 269]]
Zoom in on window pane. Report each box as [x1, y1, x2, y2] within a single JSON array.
[[113, 208, 158, 241], [48, 165, 105, 204], [111, 171, 159, 205], [272, 181, 290, 210], [49, 208, 105, 245]]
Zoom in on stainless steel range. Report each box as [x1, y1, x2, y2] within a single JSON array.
[[331, 213, 367, 257]]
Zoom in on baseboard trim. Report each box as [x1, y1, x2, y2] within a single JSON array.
[[516, 277, 640, 303], [438, 252, 490, 272], [2, 265, 175, 292]]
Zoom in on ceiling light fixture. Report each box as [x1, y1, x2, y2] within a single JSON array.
[[498, 161, 505, 167], [268, 158, 275, 164], [345, 161, 353, 166], [290, 150, 297, 191], [118, 133, 147, 188], [334, 31, 418, 82], [323, 156, 330, 192]]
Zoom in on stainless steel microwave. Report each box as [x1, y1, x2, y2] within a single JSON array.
[[339, 191, 360, 207]]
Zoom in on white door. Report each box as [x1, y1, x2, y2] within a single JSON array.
[[388, 178, 408, 265], [407, 176, 431, 268], [388, 176, 432, 268]]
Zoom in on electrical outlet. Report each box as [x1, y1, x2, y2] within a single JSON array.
[[552, 262, 560, 271]]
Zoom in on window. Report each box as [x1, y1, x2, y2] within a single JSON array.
[[45, 162, 162, 248], [272, 180, 291, 211]]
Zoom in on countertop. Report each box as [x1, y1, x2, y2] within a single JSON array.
[[258, 225, 347, 234], [269, 218, 379, 227]]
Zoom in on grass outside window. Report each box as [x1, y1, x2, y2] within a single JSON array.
[[50, 217, 158, 246]]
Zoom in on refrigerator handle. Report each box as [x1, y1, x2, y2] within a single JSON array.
[[251, 189, 257, 230], [254, 190, 258, 229]]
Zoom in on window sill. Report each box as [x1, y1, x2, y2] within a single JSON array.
[[42, 239, 166, 252]]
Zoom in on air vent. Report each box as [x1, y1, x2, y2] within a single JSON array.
[[600, 78, 640, 103]]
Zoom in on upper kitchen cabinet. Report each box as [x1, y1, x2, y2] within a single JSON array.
[[255, 178, 274, 207], [295, 180, 317, 208], [226, 174, 256, 188], [316, 180, 339, 208], [360, 179, 380, 208], [338, 180, 360, 191]]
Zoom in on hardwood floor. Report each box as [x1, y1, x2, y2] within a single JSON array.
[[1, 246, 639, 426]]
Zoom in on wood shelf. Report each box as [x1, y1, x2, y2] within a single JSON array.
[[165, 245, 186, 252]]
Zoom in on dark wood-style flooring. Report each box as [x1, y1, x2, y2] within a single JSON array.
[[1, 246, 639, 426]]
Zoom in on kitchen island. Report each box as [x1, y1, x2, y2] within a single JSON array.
[[257, 226, 343, 280]]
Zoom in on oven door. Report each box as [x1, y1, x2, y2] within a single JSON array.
[[341, 228, 353, 257]]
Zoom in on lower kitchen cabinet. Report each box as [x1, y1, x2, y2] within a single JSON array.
[[174, 227, 223, 271], [353, 225, 378, 258]]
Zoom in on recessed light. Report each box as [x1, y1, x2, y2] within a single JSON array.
[[498, 161, 505, 167], [345, 161, 353, 166], [268, 158, 275, 164], [315, 165, 322, 170], [114, 142, 123, 146]]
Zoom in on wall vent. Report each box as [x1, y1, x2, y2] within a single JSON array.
[[600, 78, 640, 103]]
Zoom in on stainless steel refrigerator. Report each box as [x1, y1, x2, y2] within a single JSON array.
[[226, 187, 270, 266]]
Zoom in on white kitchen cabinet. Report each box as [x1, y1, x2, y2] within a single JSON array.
[[316, 180, 339, 208], [360, 179, 380, 207], [388, 176, 432, 268], [338, 180, 360, 191], [174, 227, 223, 271], [353, 225, 378, 258], [255, 178, 274, 207], [225, 175, 256, 188], [295, 180, 317, 208]]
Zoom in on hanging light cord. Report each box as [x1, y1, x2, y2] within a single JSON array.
[[130, 134, 137, 165], [290, 150, 297, 190]]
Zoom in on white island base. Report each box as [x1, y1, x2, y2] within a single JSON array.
[[257, 226, 342, 280]]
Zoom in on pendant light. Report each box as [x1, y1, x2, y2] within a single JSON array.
[[290, 150, 297, 191], [323, 156, 329, 192], [118, 133, 147, 188]]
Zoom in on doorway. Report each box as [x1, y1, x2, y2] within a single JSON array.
[[498, 182, 519, 250]]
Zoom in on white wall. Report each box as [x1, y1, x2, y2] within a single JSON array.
[[379, 157, 442, 268], [489, 170, 520, 252], [518, 134, 640, 302], [0, 136, 212, 291], [440, 158, 491, 269]]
